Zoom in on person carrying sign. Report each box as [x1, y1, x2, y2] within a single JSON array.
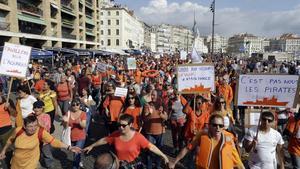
[[243, 111, 285, 169]]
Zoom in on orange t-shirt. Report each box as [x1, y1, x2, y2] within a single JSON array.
[[105, 131, 150, 162], [69, 112, 87, 141], [0, 104, 11, 128], [184, 107, 210, 141], [286, 117, 300, 156], [56, 82, 71, 101], [91, 74, 102, 86], [34, 79, 45, 92], [123, 107, 142, 130], [103, 96, 125, 121]]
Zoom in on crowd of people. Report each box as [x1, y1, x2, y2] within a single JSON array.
[[0, 53, 299, 169]]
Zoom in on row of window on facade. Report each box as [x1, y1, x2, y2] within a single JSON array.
[[101, 39, 120, 46], [100, 11, 119, 16], [100, 29, 119, 35], [100, 19, 119, 25]]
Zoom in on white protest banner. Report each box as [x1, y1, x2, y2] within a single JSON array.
[[96, 63, 107, 72], [237, 74, 299, 108], [127, 57, 136, 70], [177, 64, 215, 94], [180, 50, 187, 60], [114, 87, 128, 97], [0, 43, 31, 78]]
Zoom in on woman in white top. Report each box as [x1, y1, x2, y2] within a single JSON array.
[[15, 85, 37, 127], [80, 88, 95, 134]]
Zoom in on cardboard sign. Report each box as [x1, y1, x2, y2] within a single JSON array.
[[127, 57, 136, 70], [180, 50, 187, 60], [0, 43, 31, 78], [114, 87, 128, 97], [177, 64, 215, 94], [237, 74, 299, 108], [96, 63, 107, 72], [244, 108, 277, 129]]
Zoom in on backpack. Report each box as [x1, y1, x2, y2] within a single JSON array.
[[14, 127, 44, 142]]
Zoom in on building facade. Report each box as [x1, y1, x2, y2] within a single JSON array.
[[227, 33, 263, 56], [270, 33, 300, 53], [100, 6, 144, 50], [205, 35, 228, 53], [0, 0, 105, 49]]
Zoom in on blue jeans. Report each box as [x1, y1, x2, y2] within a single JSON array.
[[85, 109, 92, 134], [41, 144, 54, 168], [291, 153, 300, 169], [72, 139, 85, 169], [145, 134, 164, 169]]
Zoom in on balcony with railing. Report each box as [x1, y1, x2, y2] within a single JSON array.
[[20, 25, 46, 35], [62, 32, 76, 39], [86, 28, 95, 36], [62, 19, 74, 28], [17, 2, 43, 17], [85, 15, 94, 26], [0, 0, 8, 5], [61, 1, 75, 16], [0, 21, 9, 30], [85, 0, 93, 9]]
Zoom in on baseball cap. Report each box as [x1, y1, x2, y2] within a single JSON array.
[[33, 101, 45, 109]]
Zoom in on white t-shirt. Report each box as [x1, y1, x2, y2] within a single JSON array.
[[244, 127, 284, 169], [20, 95, 37, 118]]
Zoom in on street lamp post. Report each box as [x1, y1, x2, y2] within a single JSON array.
[[211, 0, 215, 58]]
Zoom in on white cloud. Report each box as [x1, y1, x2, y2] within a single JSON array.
[[137, 0, 300, 37]]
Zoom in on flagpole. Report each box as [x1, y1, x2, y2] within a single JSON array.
[[211, 0, 215, 59]]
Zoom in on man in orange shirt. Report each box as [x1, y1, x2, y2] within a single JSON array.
[[169, 113, 244, 169], [216, 75, 233, 110], [284, 112, 300, 169]]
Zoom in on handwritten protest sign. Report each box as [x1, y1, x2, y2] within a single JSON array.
[[0, 43, 31, 78], [237, 74, 299, 108], [127, 57, 136, 70], [114, 87, 128, 97], [177, 64, 215, 94], [96, 63, 107, 72]]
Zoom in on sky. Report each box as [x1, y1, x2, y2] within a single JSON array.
[[114, 0, 300, 37]]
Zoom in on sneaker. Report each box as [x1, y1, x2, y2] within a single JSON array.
[[79, 162, 84, 168]]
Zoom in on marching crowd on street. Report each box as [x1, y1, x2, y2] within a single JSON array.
[[0, 52, 299, 169]]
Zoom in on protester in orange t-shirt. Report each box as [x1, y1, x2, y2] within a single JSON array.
[[102, 83, 125, 133], [63, 99, 86, 169], [0, 95, 15, 147], [84, 114, 169, 166], [122, 94, 142, 131], [183, 95, 210, 142], [216, 75, 233, 110], [284, 113, 300, 168]]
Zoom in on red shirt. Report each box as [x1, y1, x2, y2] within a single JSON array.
[[105, 131, 150, 162], [69, 112, 87, 141]]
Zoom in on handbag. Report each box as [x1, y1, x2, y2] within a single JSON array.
[[61, 111, 71, 146]]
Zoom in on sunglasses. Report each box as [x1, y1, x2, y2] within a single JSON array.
[[72, 103, 80, 106], [129, 97, 135, 100], [220, 101, 225, 104], [211, 123, 224, 128], [118, 123, 129, 128], [261, 118, 273, 123]]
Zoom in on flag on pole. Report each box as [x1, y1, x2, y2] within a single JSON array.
[[191, 43, 203, 63], [192, 10, 196, 36]]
